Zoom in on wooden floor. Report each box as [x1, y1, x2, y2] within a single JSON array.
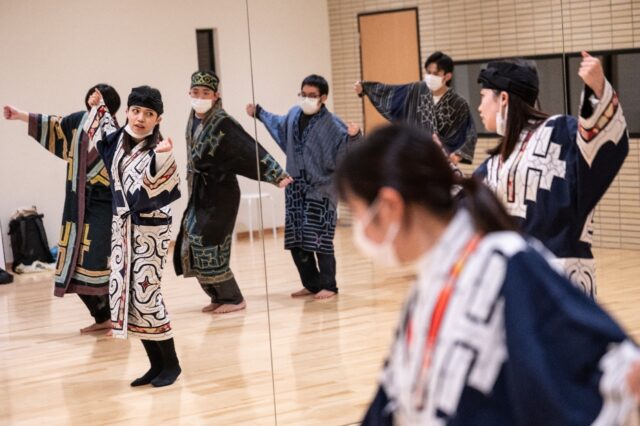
[[1, 226, 639, 425]]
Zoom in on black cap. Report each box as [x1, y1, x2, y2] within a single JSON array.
[[478, 61, 539, 106], [127, 85, 163, 115]]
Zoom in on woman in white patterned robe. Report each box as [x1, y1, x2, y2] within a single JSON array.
[[88, 86, 182, 388]]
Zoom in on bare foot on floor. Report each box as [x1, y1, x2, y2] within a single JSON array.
[[212, 301, 247, 314], [314, 290, 337, 300], [106, 329, 113, 337], [290, 288, 313, 298], [80, 319, 113, 334], [202, 303, 221, 312]]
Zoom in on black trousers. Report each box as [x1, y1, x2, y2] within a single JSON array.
[[78, 293, 111, 323], [198, 276, 244, 305], [290, 248, 337, 293]]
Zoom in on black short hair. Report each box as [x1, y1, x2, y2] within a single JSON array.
[[85, 84, 121, 114], [425, 52, 454, 87], [301, 74, 329, 96], [425, 51, 454, 73]]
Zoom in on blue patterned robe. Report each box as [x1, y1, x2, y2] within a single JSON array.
[[474, 81, 628, 297], [257, 105, 359, 254], [364, 209, 639, 425]]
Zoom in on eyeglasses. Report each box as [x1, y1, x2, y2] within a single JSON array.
[[298, 92, 322, 99]]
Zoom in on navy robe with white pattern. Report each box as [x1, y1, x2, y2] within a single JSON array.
[[364, 209, 639, 426], [361, 81, 477, 164], [474, 81, 628, 297]]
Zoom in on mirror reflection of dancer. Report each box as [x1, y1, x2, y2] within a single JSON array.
[[87, 86, 182, 387], [336, 124, 640, 425], [475, 52, 628, 298], [247, 75, 361, 300], [355, 52, 477, 165], [3, 84, 120, 334], [174, 71, 292, 314]]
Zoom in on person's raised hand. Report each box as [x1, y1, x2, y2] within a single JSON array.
[[87, 89, 103, 108], [354, 81, 363, 96], [246, 103, 257, 118], [578, 51, 605, 99], [155, 137, 173, 153], [3, 105, 27, 121]]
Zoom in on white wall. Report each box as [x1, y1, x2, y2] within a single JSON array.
[[0, 0, 332, 263], [246, 0, 334, 232]]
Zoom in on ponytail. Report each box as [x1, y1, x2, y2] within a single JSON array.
[[336, 123, 519, 236]]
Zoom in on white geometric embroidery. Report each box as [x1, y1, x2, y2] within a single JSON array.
[[593, 340, 640, 426], [525, 125, 566, 203], [488, 122, 567, 219], [430, 250, 508, 419], [577, 82, 627, 167], [404, 233, 525, 424], [550, 257, 596, 297]]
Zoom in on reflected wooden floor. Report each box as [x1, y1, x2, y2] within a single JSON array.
[[1, 226, 639, 425]]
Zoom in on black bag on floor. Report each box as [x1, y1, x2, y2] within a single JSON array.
[[0, 267, 13, 284], [8, 207, 54, 272]]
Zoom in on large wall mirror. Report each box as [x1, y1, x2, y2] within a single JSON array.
[[0, 0, 277, 424], [246, 0, 640, 425]]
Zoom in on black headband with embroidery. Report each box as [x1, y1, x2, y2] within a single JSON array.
[[191, 70, 219, 91], [127, 85, 163, 115], [478, 61, 539, 105]]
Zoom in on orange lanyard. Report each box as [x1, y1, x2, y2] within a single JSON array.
[[411, 233, 482, 408]]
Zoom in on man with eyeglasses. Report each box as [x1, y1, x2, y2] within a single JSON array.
[[247, 74, 361, 300]]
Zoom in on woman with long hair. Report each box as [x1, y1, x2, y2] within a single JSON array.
[[475, 52, 629, 298], [336, 124, 639, 425]]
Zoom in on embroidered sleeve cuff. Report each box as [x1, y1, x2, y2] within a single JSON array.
[[154, 150, 171, 170], [593, 340, 640, 425], [28, 113, 43, 140], [148, 151, 175, 182], [579, 80, 614, 130]]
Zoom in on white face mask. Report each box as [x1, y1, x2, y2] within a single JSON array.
[[496, 100, 508, 136], [298, 96, 321, 115], [124, 123, 153, 139], [424, 74, 444, 92], [191, 97, 213, 114], [353, 202, 401, 267]]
